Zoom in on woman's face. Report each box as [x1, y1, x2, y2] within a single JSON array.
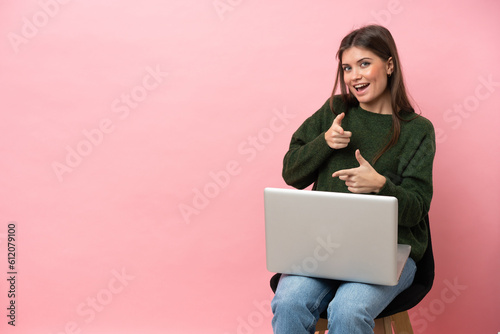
[[341, 46, 393, 114]]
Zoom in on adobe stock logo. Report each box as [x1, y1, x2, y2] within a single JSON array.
[[290, 234, 340, 275], [48, 267, 135, 334], [212, 0, 244, 21], [51, 65, 168, 182], [410, 277, 467, 333], [223, 294, 274, 334], [368, 0, 410, 26], [441, 75, 498, 131], [178, 107, 295, 224], [7, 0, 73, 54]]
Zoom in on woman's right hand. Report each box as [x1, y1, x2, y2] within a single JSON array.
[[325, 112, 352, 149]]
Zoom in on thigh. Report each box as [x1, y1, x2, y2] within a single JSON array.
[[329, 257, 417, 318]]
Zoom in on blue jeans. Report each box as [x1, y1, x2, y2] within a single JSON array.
[[271, 258, 416, 334]]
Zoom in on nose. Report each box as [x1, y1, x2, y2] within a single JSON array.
[[351, 67, 362, 80]]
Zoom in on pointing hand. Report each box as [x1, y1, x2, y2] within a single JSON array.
[[325, 113, 352, 149], [332, 150, 386, 193]]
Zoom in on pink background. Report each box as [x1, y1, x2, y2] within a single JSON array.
[[1, 1, 499, 333]]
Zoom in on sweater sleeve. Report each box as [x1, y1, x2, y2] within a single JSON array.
[[282, 101, 335, 189], [378, 122, 436, 228]]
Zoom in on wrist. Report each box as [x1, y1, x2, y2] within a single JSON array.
[[375, 175, 387, 193]]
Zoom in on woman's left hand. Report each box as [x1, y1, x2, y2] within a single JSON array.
[[332, 149, 386, 194]]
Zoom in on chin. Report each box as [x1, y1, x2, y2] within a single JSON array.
[[356, 96, 373, 105]]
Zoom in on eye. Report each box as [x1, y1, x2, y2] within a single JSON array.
[[360, 61, 370, 68], [342, 66, 351, 72]]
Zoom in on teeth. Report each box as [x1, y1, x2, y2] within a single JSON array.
[[354, 83, 369, 91]]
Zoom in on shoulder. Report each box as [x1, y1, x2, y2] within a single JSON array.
[[398, 113, 436, 153], [330, 95, 353, 115], [401, 113, 435, 136], [304, 97, 338, 124], [292, 98, 334, 135], [299, 96, 355, 129]]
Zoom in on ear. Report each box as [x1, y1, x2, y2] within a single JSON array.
[[386, 57, 394, 76]]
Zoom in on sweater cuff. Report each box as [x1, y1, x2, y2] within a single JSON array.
[[378, 177, 397, 197], [313, 131, 337, 156]]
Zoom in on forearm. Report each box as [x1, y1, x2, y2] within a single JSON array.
[[379, 178, 432, 227], [282, 132, 333, 189]]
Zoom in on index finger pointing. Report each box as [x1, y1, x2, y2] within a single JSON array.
[[332, 168, 356, 178], [333, 112, 345, 126], [331, 113, 345, 135]]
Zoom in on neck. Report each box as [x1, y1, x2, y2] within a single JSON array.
[[360, 90, 393, 115]]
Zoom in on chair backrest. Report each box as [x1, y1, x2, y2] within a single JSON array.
[[377, 217, 435, 318], [414, 218, 435, 286]]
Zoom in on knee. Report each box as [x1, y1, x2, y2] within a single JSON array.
[[271, 276, 318, 316], [327, 298, 374, 330], [271, 288, 308, 316]]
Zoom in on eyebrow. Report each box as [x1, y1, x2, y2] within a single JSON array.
[[342, 57, 373, 66]]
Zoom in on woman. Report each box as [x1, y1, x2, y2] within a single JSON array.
[[271, 25, 435, 333]]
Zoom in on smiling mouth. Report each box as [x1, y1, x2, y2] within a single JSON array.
[[354, 83, 370, 91]]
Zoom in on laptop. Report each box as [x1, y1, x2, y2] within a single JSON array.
[[264, 187, 411, 286]]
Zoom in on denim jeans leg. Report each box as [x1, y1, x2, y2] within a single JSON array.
[[327, 257, 417, 334], [271, 274, 339, 334]]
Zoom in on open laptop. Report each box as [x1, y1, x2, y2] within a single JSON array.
[[264, 187, 411, 286]]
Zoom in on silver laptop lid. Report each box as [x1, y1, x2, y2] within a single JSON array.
[[264, 187, 410, 286]]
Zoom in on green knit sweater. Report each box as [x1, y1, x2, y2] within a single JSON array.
[[283, 96, 435, 262]]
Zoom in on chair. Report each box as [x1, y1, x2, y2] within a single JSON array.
[[314, 311, 414, 334], [270, 219, 435, 334]]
